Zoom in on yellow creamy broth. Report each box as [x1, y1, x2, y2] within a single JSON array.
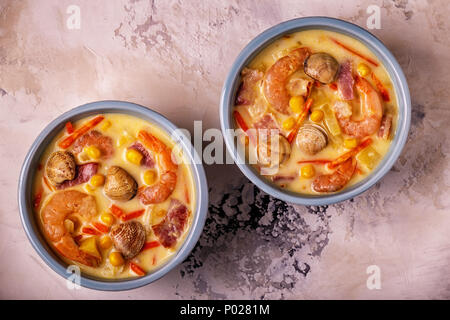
[[33, 113, 196, 279], [235, 29, 398, 195]]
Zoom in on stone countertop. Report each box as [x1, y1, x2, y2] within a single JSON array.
[[1, 0, 449, 299]]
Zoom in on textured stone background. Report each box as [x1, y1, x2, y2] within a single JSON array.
[[0, 0, 449, 299]]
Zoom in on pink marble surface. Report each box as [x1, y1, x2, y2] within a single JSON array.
[[1, 0, 450, 299]]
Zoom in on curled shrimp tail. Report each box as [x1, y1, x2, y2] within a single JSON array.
[[137, 130, 178, 204], [139, 171, 177, 205], [55, 235, 100, 267], [42, 190, 99, 267], [264, 47, 311, 114], [312, 157, 356, 193], [334, 77, 383, 138]]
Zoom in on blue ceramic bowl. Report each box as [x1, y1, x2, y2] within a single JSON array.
[[18, 101, 208, 291], [220, 17, 411, 205]]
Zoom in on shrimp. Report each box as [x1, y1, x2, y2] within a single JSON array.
[[333, 76, 383, 138], [41, 190, 99, 267], [312, 157, 356, 193], [263, 47, 311, 114], [137, 130, 178, 204]]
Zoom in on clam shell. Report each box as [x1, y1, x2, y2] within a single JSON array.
[[45, 151, 76, 185], [110, 221, 146, 260], [296, 124, 328, 155], [104, 166, 137, 201], [304, 53, 339, 84], [257, 134, 291, 168]]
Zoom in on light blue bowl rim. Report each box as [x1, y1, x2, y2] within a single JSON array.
[[220, 17, 411, 206], [18, 100, 208, 291]]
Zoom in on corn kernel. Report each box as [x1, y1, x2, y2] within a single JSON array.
[[143, 170, 157, 185], [282, 117, 296, 130], [99, 236, 113, 250], [100, 120, 111, 131], [289, 96, 304, 114], [84, 145, 101, 160], [126, 149, 143, 165], [344, 138, 358, 149], [90, 174, 105, 187], [357, 63, 371, 77], [109, 251, 124, 267], [100, 212, 115, 226], [310, 110, 324, 123], [300, 164, 316, 179]]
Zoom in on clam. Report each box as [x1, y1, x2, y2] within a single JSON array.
[[304, 53, 339, 84], [257, 134, 291, 168], [104, 166, 137, 201], [110, 221, 146, 260], [45, 151, 76, 185], [296, 124, 328, 155]]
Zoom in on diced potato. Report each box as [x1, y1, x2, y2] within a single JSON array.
[[79, 237, 101, 259], [356, 146, 381, 170], [344, 138, 358, 149], [320, 104, 341, 136]]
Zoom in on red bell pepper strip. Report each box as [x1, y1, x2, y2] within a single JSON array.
[[233, 110, 249, 132], [121, 209, 145, 222], [329, 37, 379, 67], [327, 138, 372, 169], [297, 159, 332, 165], [287, 98, 313, 144], [58, 115, 104, 149], [328, 83, 338, 91], [130, 262, 146, 276], [42, 176, 54, 191], [371, 73, 390, 102], [142, 241, 160, 251], [110, 204, 124, 218], [82, 227, 101, 236], [65, 122, 74, 134], [92, 222, 109, 233]]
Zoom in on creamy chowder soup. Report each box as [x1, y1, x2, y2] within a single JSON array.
[[234, 29, 397, 194], [33, 113, 195, 279]]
